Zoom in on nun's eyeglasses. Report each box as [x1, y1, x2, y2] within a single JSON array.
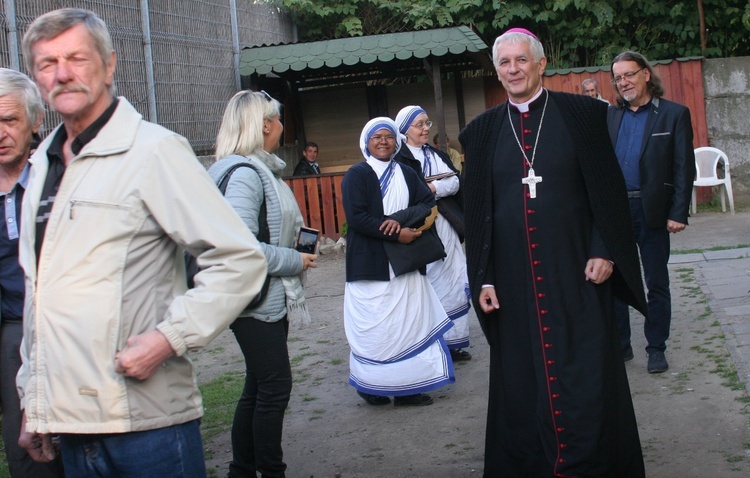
[[410, 121, 433, 129], [370, 135, 396, 143]]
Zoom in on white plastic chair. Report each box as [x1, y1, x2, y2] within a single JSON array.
[[691, 146, 735, 215]]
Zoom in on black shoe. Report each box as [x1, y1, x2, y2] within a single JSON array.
[[357, 391, 390, 406], [622, 345, 634, 362], [647, 351, 669, 373], [393, 393, 433, 407], [450, 348, 472, 361]]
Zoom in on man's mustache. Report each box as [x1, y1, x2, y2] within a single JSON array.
[[48, 84, 92, 110]]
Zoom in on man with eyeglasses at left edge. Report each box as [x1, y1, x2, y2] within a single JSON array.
[[608, 51, 695, 374]]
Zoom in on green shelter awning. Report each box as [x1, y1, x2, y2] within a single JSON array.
[[240, 26, 491, 86]]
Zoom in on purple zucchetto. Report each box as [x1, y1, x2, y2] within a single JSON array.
[[503, 28, 540, 42]]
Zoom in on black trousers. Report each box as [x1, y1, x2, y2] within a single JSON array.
[[227, 317, 291, 478], [614, 198, 672, 353]]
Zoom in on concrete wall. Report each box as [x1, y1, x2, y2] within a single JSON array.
[[703, 57, 750, 207]]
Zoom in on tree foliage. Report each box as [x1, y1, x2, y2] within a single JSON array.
[[268, 0, 750, 68]]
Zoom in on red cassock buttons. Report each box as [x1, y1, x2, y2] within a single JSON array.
[[540, 309, 548, 315], [523, 113, 530, 118], [544, 343, 552, 349], [524, 129, 531, 134], [543, 326, 550, 332], [524, 144, 532, 150], [534, 260, 541, 265], [552, 393, 560, 399], [527, 209, 535, 214], [538, 293, 545, 298], [554, 410, 562, 416], [531, 243, 539, 249], [547, 360, 554, 365], [557, 427, 564, 432], [529, 227, 537, 232], [549, 376, 557, 381], [559, 458, 565, 463], [560, 444, 567, 449], [536, 276, 543, 281]]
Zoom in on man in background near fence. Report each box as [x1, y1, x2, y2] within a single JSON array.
[[0, 68, 64, 478], [608, 51, 695, 373], [582, 78, 610, 105], [293, 141, 321, 176], [16, 8, 267, 476]]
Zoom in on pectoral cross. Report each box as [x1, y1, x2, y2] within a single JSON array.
[[521, 168, 542, 198]]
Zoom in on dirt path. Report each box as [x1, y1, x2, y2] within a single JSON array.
[[194, 251, 750, 477]]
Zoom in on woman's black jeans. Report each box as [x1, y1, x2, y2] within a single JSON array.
[[228, 317, 291, 478]]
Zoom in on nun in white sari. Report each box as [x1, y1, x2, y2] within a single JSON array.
[[394, 105, 472, 361], [341, 117, 455, 407]]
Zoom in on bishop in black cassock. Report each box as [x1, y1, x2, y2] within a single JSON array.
[[459, 29, 648, 477]]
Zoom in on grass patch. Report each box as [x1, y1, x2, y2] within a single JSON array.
[[672, 244, 750, 255], [0, 439, 7, 478], [711, 359, 747, 392], [667, 371, 692, 395], [697, 305, 713, 321], [290, 352, 316, 367], [682, 285, 703, 298], [724, 453, 746, 463], [678, 269, 750, 413], [309, 407, 326, 422], [293, 372, 311, 384], [199, 370, 245, 441]]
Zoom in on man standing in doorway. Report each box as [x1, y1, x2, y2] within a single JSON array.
[[17, 8, 267, 475], [608, 51, 695, 373], [459, 28, 647, 476], [293, 141, 321, 176]]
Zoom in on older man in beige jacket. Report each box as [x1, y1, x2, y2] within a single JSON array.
[[17, 9, 266, 476]]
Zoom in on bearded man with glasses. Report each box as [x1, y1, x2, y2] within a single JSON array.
[[607, 51, 696, 374]]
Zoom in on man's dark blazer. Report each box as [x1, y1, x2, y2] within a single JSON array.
[[607, 97, 695, 229], [293, 159, 320, 176]]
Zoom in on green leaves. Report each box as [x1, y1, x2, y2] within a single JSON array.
[[274, 0, 750, 65]]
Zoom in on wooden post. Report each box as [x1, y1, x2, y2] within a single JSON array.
[[424, 57, 447, 152]]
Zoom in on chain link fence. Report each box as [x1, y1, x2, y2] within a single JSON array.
[[1, 0, 295, 154]]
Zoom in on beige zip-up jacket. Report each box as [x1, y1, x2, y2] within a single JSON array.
[[17, 98, 267, 434]]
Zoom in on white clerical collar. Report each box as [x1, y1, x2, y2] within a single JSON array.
[[509, 87, 545, 113]]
